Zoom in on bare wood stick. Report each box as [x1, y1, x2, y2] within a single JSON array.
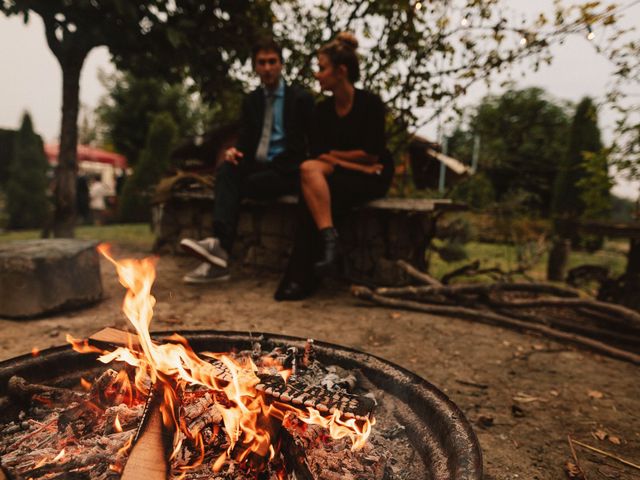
[[376, 282, 582, 299], [493, 308, 640, 348], [7, 376, 83, 403], [121, 401, 169, 480], [567, 435, 588, 480], [396, 260, 442, 286], [572, 438, 640, 471], [488, 297, 640, 330], [352, 286, 640, 365]]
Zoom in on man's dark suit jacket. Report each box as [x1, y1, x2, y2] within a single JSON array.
[[235, 82, 314, 175]]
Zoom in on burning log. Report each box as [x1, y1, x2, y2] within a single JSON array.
[[89, 328, 375, 421], [7, 376, 83, 405], [281, 416, 389, 480], [121, 401, 168, 480]]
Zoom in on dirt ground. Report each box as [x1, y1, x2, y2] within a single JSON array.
[[0, 244, 638, 479]]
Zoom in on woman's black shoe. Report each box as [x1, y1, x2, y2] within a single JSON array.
[[314, 227, 339, 275], [274, 280, 313, 301]]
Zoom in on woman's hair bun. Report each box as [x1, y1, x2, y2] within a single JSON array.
[[336, 32, 358, 50]]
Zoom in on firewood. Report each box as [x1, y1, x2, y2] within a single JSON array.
[[396, 260, 443, 286], [89, 328, 375, 421], [495, 308, 640, 349], [353, 286, 640, 365], [280, 428, 316, 480], [121, 401, 169, 480], [7, 376, 83, 404], [488, 297, 640, 330], [375, 282, 582, 300], [283, 419, 388, 480]]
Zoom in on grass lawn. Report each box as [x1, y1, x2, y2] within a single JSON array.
[[0, 224, 154, 250], [0, 224, 630, 287], [429, 240, 629, 283]]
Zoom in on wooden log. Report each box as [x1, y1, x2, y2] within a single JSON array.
[[121, 401, 169, 480], [494, 308, 640, 350], [488, 297, 640, 331], [353, 286, 640, 365], [88, 328, 375, 421], [7, 376, 83, 404], [375, 282, 584, 302], [396, 260, 442, 286], [280, 428, 316, 480]]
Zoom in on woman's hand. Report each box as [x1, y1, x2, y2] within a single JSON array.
[[362, 163, 384, 175], [318, 153, 339, 165]]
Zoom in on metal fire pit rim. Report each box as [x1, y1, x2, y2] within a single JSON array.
[[0, 329, 483, 480]]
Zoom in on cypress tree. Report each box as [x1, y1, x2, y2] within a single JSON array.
[[118, 112, 178, 222], [552, 97, 608, 219], [548, 98, 610, 279], [5, 113, 50, 229]]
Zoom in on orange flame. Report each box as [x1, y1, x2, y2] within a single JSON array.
[[114, 414, 123, 432], [53, 448, 66, 462], [72, 243, 374, 472], [80, 377, 92, 390]]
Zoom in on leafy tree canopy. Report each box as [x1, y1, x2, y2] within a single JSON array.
[[451, 87, 571, 215], [95, 72, 212, 166]]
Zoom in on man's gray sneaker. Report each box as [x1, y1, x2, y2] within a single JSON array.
[[180, 237, 229, 268], [183, 262, 230, 284]]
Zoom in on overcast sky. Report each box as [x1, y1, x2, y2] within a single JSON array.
[[1, 1, 638, 197]]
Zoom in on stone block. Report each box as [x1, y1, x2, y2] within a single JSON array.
[[0, 239, 103, 318]]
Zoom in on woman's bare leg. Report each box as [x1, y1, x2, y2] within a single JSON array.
[[300, 159, 335, 229]]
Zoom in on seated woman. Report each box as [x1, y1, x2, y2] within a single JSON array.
[[275, 32, 393, 301]]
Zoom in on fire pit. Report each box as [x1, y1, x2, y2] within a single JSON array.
[[0, 247, 481, 479], [0, 331, 481, 479]]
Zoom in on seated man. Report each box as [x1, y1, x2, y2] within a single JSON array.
[[180, 37, 314, 283]]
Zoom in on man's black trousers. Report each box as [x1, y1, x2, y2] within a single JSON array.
[[213, 161, 298, 252]]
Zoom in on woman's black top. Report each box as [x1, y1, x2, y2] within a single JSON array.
[[310, 89, 386, 159]]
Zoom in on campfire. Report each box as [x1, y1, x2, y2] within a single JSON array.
[[0, 246, 446, 480]]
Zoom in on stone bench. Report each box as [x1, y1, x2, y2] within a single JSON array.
[[0, 239, 102, 318], [151, 191, 466, 286]]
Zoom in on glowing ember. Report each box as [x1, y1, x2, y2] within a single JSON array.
[[65, 244, 374, 474]]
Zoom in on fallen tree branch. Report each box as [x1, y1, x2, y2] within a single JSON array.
[[487, 297, 640, 330], [571, 438, 640, 471], [493, 308, 640, 349], [396, 260, 442, 287], [351, 286, 640, 365], [567, 435, 588, 480], [375, 282, 582, 300]]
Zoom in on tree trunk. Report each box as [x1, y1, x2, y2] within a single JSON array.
[[53, 58, 84, 238], [547, 238, 570, 281]]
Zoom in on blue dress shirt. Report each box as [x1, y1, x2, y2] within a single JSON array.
[[265, 78, 286, 162]]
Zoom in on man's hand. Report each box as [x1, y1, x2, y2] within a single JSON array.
[[224, 147, 243, 165]]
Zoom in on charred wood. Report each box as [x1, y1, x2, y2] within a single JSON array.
[[90, 328, 375, 421], [7, 376, 83, 405]]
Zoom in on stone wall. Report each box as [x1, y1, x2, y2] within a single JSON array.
[[152, 193, 448, 286]]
